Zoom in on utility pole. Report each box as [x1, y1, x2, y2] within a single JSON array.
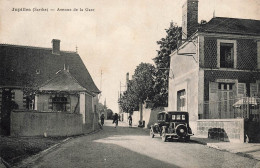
[[99, 70, 103, 100]]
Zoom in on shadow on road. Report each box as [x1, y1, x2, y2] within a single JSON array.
[[87, 120, 195, 168]]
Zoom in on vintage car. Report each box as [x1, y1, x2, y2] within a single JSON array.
[[150, 111, 193, 142]]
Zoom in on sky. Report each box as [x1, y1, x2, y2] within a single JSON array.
[[0, 0, 259, 112]]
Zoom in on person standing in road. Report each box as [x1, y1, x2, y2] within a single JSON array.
[[113, 113, 119, 128]]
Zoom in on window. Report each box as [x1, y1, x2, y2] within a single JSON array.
[[52, 97, 67, 112], [158, 113, 165, 120], [217, 39, 237, 68], [176, 115, 181, 120], [220, 43, 234, 68], [218, 83, 233, 91], [177, 89, 186, 111]]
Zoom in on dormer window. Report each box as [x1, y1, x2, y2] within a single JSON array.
[[217, 39, 237, 69]]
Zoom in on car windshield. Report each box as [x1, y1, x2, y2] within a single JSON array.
[[158, 113, 165, 120]]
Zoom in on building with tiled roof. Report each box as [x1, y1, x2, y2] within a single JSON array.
[[168, 0, 260, 143], [0, 39, 100, 136]]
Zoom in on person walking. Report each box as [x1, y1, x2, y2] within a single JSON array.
[[113, 113, 119, 128], [100, 113, 105, 126], [128, 115, 132, 127]]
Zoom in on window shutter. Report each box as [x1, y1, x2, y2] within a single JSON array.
[[11, 90, 15, 101], [257, 83, 260, 96], [209, 82, 218, 119], [237, 83, 246, 98], [23, 93, 27, 109], [250, 83, 257, 97], [66, 97, 71, 112], [48, 98, 53, 111]]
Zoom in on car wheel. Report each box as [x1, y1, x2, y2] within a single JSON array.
[[150, 128, 154, 138], [161, 132, 167, 142]]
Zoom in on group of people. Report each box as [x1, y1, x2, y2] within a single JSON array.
[[100, 113, 133, 128]]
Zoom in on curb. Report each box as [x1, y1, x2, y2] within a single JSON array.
[[14, 128, 102, 168], [190, 139, 260, 162], [14, 137, 71, 168], [189, 139, 207, 145]]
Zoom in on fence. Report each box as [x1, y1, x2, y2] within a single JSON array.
[[201, 97, 260, 121], [199, 96, 260, 143]]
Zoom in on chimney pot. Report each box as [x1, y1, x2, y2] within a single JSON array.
[[52, 39, 61, 55]]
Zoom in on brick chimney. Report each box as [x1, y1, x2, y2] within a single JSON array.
[[52, 39, 61, 55], [182, 0, 198, 39]]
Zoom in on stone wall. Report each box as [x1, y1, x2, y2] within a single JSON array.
[[197, 118, 244, 143], [11, 110, 83, 137]]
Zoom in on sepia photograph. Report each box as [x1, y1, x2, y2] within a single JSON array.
[[0, 0, 260, 167]]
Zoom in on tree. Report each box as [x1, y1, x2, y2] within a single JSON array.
[[97, 102, 107, 115], [153, 22, 181, 107], [119, 63, 155, 113], [132, 63, 155, 102], [106, 109, 113, 119]]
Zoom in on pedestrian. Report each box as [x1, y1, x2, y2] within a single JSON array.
[[128, 115, 132, 127], [113, 113, 119, 128], [100, 113, 105, 126]]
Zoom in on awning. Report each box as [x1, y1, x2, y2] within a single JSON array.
[[233, 97, 258, 108]]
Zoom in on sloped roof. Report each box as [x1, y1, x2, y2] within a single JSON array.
[[199, 17, 260, 36], [0, 44, 100, 93], [39, 70, 86, 92]]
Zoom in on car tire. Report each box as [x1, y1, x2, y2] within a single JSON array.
[[150, 128, 154, 138], [161, 132, 167, 142]]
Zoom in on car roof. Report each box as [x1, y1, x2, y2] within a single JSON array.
[[158, 111, 188, 114]]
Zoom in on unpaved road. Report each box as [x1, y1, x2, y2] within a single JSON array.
[[28, 120, 258, 168]]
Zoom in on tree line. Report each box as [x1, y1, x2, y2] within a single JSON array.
[[119, 22, 181, 113]]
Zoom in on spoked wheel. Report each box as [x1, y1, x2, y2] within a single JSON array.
[[161, 131, 167, 142], [150, 128, 154, 138]]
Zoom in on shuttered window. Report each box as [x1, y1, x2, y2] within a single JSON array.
[[250, 83, 257, 97], [237, 83, 246, 98]]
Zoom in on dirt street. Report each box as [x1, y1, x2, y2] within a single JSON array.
[[28, 120, 258, 168]]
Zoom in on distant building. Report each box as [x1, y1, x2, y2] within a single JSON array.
[[0, 39, 100, 135]]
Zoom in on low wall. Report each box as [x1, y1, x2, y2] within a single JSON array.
[[197, 118, 244, 143], [123, 113, 129, 123], [11, 110, 83, 137], [143, 107, 165, 128], [132, 111, 140, 126]]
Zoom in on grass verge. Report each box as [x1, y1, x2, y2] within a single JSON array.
[[0, 136, 66, 167]]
